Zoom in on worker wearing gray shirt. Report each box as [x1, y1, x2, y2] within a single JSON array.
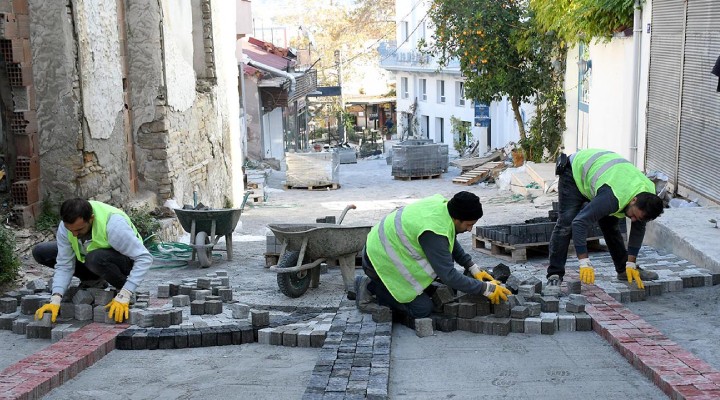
[[33, 198, 153, 323], [356, 191, 511, 318]]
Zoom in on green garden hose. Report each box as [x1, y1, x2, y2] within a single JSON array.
[[147, 241, 223, 269]]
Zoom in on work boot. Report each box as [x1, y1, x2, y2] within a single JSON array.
[[617, 266, 659, 281], [544, 275, 562, 297], [354, 275, 375, 309], [546, 274, 562, 287]]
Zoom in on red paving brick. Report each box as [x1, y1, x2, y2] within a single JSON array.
[[0, 323, 126, 400], [582, 283, 720, 399], [1, 278, 718, 399]]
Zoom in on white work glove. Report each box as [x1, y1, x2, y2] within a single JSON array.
[[578, 258, 595, 284], [105, 288, 132, 323]]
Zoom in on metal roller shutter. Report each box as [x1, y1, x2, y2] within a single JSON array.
[[676, 0, 720, 203], [646, 0, 686, 185]]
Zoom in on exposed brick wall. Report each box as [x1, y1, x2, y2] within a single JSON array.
[[200, 0, 216, 79], [0, 0, 40, 226]]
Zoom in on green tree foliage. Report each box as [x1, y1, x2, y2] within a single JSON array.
[[531, 0, 638, 44], [425, 0, 562, 145], [126, 207, 161, 245], [518, 18, 567, 162], [450, 116, 473, 154], [425, 0, 565, 160], [279, 0, 395, 87], [0, 225, 20, 286]]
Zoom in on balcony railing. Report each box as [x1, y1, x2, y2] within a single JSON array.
[[378, 41, 460, 73]]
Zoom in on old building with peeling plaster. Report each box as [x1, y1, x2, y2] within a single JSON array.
[[0, 0, 243, 226]]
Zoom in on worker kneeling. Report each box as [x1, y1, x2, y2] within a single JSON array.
[[32, 198, 152, 324], [355, 191, 510, 318]]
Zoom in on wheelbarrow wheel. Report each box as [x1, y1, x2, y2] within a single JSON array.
[[195, 231, 212, 268], [276, 251, 311, 298]]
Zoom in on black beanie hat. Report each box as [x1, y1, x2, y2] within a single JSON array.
[[447, 191, 483, 221]]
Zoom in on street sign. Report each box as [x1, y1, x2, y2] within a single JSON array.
[[474, 103, 490, 127]]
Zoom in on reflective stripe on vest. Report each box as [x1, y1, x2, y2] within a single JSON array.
[[376, 207, 436, 294], [581, 150, 612, 182], [366, 194, 455, 303], [589, 158, 631, 195], [572, 149, 656, 218]]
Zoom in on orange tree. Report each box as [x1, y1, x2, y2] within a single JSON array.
[[424, 0, 564, 160]]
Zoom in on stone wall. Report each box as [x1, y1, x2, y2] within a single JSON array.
[[30, 0, 130, 205], [131, 0, 239, 209], [25, 0, 240, 214]]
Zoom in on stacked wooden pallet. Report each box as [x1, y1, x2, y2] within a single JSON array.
[[452, 161, 504, 186]]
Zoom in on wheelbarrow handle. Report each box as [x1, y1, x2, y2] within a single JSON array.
[[337, 204, 356, 225]]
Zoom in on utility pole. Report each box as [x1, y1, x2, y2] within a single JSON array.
[[335, 49, 345, 143]]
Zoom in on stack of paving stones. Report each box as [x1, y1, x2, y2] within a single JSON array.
[[303, 300, 390, 400], [476, 219, 623, 246], [0, 278, 130, 341], [392, 273, 593, 337], [477, 202, 626, 245], [257, 313, 334, 348], [116, 270, 337, 350]]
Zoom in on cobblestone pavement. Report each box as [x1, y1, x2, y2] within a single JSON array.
[[2, 159, 720, 399]]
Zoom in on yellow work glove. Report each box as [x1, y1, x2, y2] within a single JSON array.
[[35, 294, 62, 323], [625, 261, 644, 289], [469, 264, 499, 284], [105, 288, 132, 323], [482, 282, 511, 305], [578, 258, 595, 284]]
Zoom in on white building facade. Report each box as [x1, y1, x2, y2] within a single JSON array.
[[380, 0, 532, 155]]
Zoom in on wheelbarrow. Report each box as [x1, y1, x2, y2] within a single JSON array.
[[174, 192, 251, 267], [268, 205, 372, 298]]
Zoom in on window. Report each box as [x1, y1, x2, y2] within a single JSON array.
[[420, 79, 427, 101], [401, 77, 408, 99], [456, 81, 465, 106], [420, 21, 426, 42], [421, 115, 429, 138], [401, 21, 409, 42], [436, 117, 444, 143], [437, 80, 446, 103]]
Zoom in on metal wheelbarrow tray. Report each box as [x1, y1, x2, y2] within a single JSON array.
[[174, 208, 244, 267], [268, 223, 372, 298]]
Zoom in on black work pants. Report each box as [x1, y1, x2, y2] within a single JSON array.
[[361, 248, 434, 318], [32, 241, 134, 290], [547, 159, 628, 279]]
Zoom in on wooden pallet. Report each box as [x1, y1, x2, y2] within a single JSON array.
[[393, 174, 441, 181], [452, 162, 504, 186], [472, 235, 602, 262], [449, 149, 504, 173], [284, 183, 340, 191]]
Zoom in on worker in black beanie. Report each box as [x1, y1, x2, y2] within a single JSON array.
[[353, 191, 510, 318]]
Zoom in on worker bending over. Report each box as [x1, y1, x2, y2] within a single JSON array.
[[355, 191, 510, 318]]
